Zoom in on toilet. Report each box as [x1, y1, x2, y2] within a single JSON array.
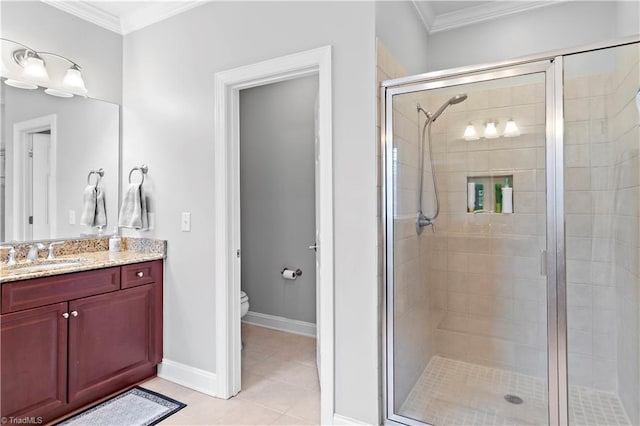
[[240, 291, 249, 350], [240, 291, 249, 319]]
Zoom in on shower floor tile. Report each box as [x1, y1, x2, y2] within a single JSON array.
[[399, 356, 631, 426]]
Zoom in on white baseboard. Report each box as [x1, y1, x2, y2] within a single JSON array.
[[242, 311, 316, 337], [157, 358, 218, 397], [333, 413, 373, 425]]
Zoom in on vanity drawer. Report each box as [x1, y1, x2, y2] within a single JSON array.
[[121, 261, 160, 289], [1, 267, 120, 314]]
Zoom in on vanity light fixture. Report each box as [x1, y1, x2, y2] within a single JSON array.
[[62, 65, 88, 94], [484, 121, 499, 139], [463, 123, 479, 141], [503, 118, 520, 137], [1, 38, 88, 97]]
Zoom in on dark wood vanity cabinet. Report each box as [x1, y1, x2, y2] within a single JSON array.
[[1, 302, 68, 418], [0, 260, 163, 423]]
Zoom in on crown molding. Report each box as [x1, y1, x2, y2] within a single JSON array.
[[412, 1, 564, 35], [41, 1, 207, 35], [42, 0, 121, 34], [411, 0, 434, 34]]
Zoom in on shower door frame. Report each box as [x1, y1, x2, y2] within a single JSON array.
[[382, 60, 561, 426], [382, 35, 640, 426]]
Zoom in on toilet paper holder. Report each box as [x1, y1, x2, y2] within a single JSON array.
[[281, 267, 302, 278]]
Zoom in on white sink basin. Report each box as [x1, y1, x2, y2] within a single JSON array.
[[4, 259, 87, 274]]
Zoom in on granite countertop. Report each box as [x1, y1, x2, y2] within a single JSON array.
[[0, 237, 166, 284]]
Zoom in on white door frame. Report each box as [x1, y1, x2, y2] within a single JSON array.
[[213, 46, 334, 423], [12, 114, 57, 241]]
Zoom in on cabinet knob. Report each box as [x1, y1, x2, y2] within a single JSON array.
[[71, 311, 78, 317], [137, 272, 144, 278], [62, 312, 69, 319]]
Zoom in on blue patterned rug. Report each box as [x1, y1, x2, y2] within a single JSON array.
[[56, 386, 186, 426]]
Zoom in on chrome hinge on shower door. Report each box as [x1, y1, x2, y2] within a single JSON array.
[[540, 250, 547, 276]]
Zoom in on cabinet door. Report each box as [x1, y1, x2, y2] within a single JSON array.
[[68, 284, 157, 402], [1, 302, 67, 418]]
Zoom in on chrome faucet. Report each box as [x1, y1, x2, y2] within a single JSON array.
[[47, 241, 66, 260], [26, 243, 46, 262], [0, 245, 16, 266]]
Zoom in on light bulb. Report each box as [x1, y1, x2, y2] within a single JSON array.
[[62, 66, 87, 95], [504, 119, 520, 137], [484, 121, 498, 139], [463, 124, 479, 141], [23, 56, 49, 82]]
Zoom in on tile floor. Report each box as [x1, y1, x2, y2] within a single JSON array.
[[399, 356, 631, 426], [142, 323, 319, 425]]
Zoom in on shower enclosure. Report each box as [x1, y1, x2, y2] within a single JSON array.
[[383, 39, 640, 426]]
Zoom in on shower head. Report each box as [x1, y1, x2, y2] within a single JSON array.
[[429, 93, 468, 122], [449, 93, 468, 104]]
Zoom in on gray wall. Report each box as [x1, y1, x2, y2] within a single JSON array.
[[616, 0, 640, 38], [239, 76, 318, 324], [426, 1, 623, 72], [122, 2, 378, 422], [1, 1, 123, 104], [375, 1, 430, 74]]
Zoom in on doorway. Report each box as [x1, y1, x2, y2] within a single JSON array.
[[237, 75, 319, 418], [27, 130, 52, 240], [213, 46, 334, 424], [239, 76, 318, 340], [11, 114, 57, 241]]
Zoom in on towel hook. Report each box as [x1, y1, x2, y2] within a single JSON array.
[[128, 164, 149, 185], [87, 168, 104, 185]]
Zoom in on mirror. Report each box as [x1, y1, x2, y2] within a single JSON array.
[[0, 83, 119, 243]]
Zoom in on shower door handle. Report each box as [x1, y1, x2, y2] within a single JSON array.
[[540, 250, 547, 276]]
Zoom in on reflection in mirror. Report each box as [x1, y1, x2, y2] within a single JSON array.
[[0, 83, 119, 243]]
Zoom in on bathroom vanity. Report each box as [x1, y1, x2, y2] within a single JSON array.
[[0, 240, 164, 424]]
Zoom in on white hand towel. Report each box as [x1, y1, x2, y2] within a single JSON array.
[[80, 185, 97, 226], [95, 184, 107, 227], [118, 183, 148, 230]]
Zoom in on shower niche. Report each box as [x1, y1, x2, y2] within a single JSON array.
[[466, 174, 513, 213]]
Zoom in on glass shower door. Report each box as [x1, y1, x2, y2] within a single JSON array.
[[385, 63, 554, 425], [564, 42, 640, 426]]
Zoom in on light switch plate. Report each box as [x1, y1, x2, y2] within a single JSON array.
[[181, 212, 191, 232]]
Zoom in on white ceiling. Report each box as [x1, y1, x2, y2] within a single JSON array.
[[427, 1, 491, 16], [413, 1, 563, 34], [42, 0, 564, 36]]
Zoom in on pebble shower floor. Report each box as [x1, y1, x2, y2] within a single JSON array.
[[399, 356, 631, 426]]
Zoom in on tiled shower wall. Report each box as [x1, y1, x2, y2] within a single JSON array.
[[417, 78, 549, 378], [377, 40, 434, 409], [564, 69, 620, 394], [610, 44, 640, 425], [564, 43, 639, 425]]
